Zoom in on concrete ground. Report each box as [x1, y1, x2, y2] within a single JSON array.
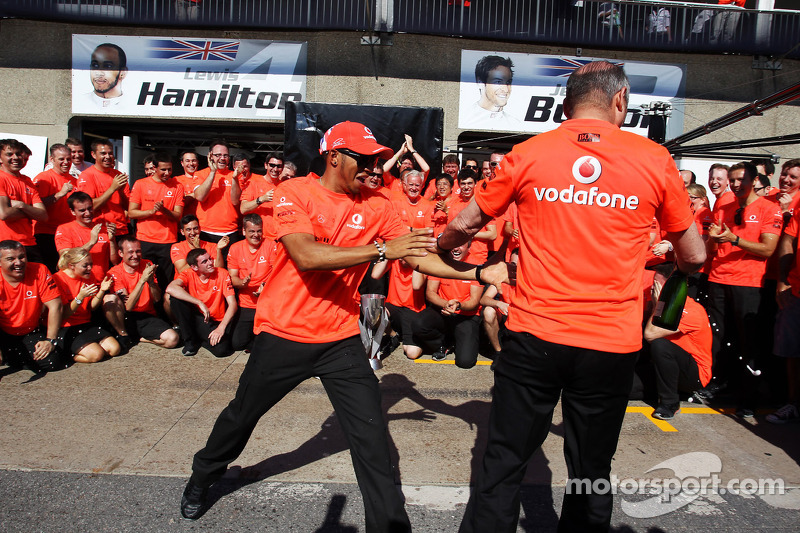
[[1, 343, 799, 531]]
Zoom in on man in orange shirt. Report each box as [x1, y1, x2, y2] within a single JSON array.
[[708, 163, 734, 209], [166, 247, 236, 358], [108, 236, 179, 349], [55, 191, 118, 280], [437, 62, 705, 532], [279, 161, 297, 181], [0, 240, 66, 372], [704, 162, 782, 415], [76, 138, 130, 236], [447, 169, 496, 263], [239, 154, 278, 241], [128, 152, 184, 288], [175, 150, 201, 217], [193, 140, 240, 261], [180, 121, 490, 527], [170, 215, 226, 274], [227, 214, 272, 351], [34, 143, 77, 272], [0, 139, 47, 264], [391, 170, 434, 230]]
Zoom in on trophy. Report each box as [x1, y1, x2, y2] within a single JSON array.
[[360, 293, 387, 371]]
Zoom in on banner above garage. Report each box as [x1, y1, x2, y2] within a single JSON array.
[[72, 34, 307, 120], [458, 50, 686, 140]]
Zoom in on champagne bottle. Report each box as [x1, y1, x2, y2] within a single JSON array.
[[652, 268, 688, 331]]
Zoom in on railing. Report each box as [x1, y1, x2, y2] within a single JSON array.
[[1, 0, 799, 58]]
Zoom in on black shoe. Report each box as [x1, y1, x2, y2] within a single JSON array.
[[182, 343, 199, 357], [180, 481, 208, 520], [116, 334, 136, 354], [432, 347, 447, 361], [736, 407, 755, 419], [652, 403, 681, 421], [381, 335, 401, 357]]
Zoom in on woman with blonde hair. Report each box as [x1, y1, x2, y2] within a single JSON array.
[[53, 247, 120, 363]]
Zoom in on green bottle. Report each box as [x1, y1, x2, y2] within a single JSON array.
[[652, 269, 688, 331]]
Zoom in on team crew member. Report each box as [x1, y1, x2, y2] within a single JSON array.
[[382, 134, 430, 192], [46, 138, 92, 179], [705, 162, 782, 415], [34, 143, 77, 272], [391, 170, 434, 230], [55, 192, 117, 280], [416, 240, 483, 367], [193, 140, 240, 257], [76, 139, 130, 236], [175, 151, 201, 217], [166, 248, 237, 358], [279, 161, 297, 181], [170, 215, 226, 274], [0, 240, 66, 372], [0, 139, 47, 263], [128, 152, 184, 288], [431, 173, 453, 236], [108, 236, 179, 349], [446, 169, 496, 263], [179, 121, 491, 529], [708, 163, 734, 209], [480, 279, 516, 364], [239, 154, 279, 241], [227, 214, 272, 351], [53, 248, 121, 363], [643, 265, 713, 420], [438, 61, 705, 532]]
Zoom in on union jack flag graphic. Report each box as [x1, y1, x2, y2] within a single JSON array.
[[148, 39, 239, 61], [534, 57, 623, 77]]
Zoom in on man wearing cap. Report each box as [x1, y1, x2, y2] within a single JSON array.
[[180, 121, 491, 531]]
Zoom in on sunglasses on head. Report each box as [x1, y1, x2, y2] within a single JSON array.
[[338, 148, 380, 170]]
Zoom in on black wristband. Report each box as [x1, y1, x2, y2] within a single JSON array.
[[475, 264, 485, 284], [436, 233, 452, 253]]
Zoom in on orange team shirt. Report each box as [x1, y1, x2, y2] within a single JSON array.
[[474, 118, 693, 354], [54, 220, 111, 279], [433, 277, 481, 316], [431, 195, 449, 237], [176, 267, 234, 322], [447, 195, 492, 263], [129, 176, 185, 243], [255, 176, 408, 343], [503, 201, 520, 260], [764, 191, 800, 280], [53, 270, 100, 327], [391, 195, 434, 229], [226, 238, 273, 309], [175, 173, 203, 216], [108, 260, 158, 314], [665, 296, 713, 386], [693, 205, 713, 236], [0, 170, 42, 245], [490, 282, 516, 317], [0, 262, 60, 336], [76, 166, 130, 235], [170, 240, 217, 271], [784, 210, 800, 296], [32, 169, 78, 235], [709, 197, 782, 288], [194, 167, 238, 233], [713, 190, 735, 211], [386, 259, 425, 312], [240, 174, 277, 240]]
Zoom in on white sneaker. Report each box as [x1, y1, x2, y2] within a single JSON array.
[[766, 403, 800, 424]]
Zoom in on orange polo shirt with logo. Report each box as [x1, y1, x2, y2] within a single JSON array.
[[32, 169, 78, 235], [474, 118, 693, 354], [240, 174, 277, 240], [170, 240, 217, 273], [108, 260, 158, 314], [391, 195, 434, 230], [709, 196, 782, 288], [53, 270, 100, 327], [176, 267, 234, 322], [175, 173, 203, 216], [76, 166, 130, 235], [0, 262, 60, 336], [386, 259, 425, 312], [254, 176, 408, 343], [194, 167, 238, 233], [433, 277, 481, 317], [0, 170, 41, 245], [129, 176, 185, 243], [54, 220, 111, 279], [666, 296, 713, 386], [226, 238, 273, 309]]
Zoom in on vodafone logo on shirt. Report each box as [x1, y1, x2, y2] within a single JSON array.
[[276, 197, 292, 208], [347, 213, 365, 230], [24, 290, 36, 300], [531, 155, 640, 211]]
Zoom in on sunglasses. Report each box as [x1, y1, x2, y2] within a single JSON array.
[[267, 162, 283, 168], [753, 186, 768, 193], [734, 207, 744, 226], [465, 164, 478, 170], [490, 161, 499, 167], [338, 148, 380, 170]]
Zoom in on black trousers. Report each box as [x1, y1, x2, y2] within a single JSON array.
[[414, 307, 481, 369], [231, 307, 256, 351], [649, 338, 703, 406], [34, 233, 59, 273], [0, 327, 70, 372], [385, 303, 423, 347], [459, 331, 637, 533], [200, 230, 241, 269], [139, 240, 174, 291], [170, 298, 233, 357], [706, 281, 760, 406], [191, 332, 411, 533]]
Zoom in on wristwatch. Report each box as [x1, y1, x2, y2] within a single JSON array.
[[256, 196, 263, 205], [46, 338, 59, 346]]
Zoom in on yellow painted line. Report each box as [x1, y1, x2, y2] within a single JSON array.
[[626, 406, 677, 432], [413, 359, 492, 365]]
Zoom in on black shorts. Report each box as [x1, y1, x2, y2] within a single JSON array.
[[59, 324, 115, 355], [125, 312, 171, 341]]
